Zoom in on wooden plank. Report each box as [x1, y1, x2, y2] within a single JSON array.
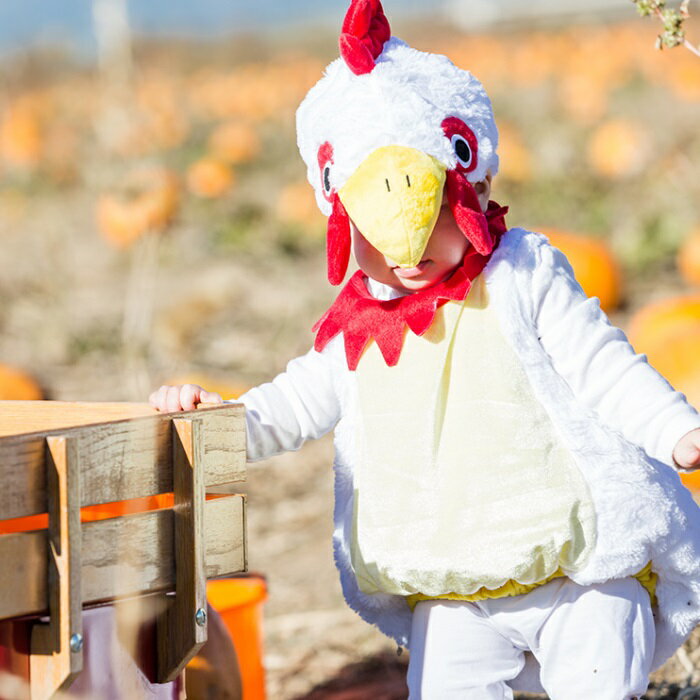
[[157, 419, 207, 683], [29, 437, 82, 700], [0, 402, 157, 438], [0, 496, 246, 622], [0, 404, 246, 520]]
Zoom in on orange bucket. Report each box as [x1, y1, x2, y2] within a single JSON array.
[[681, 471, 700, 492], [206, 576, 267, 700]]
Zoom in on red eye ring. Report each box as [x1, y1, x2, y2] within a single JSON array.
[[317, 141, 335, 202], [441, 117, 478, 174]]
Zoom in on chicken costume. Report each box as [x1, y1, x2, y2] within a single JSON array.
[[238, 1, 700, 695]]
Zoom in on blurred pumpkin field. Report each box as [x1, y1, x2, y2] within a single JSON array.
[[1, 7, 700, 697]]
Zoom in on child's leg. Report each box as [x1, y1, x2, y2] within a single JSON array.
[[533, 577, 655, 700], [407, 600, 525, 700]]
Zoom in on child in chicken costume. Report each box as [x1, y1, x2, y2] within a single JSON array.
[[151, 1, 700, 697]]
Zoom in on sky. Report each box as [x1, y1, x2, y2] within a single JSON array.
[[0, 0, 633, 57], [0, 0, 441, 56]]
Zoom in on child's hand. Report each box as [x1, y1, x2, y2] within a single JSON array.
[[673, 428, 700, 471], [149, 384, 223, 412]]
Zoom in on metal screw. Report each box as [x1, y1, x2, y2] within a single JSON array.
[[69, 633, 83, 653], [195, 608, 207, 626]]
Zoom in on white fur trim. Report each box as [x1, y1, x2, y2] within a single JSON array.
[[240, 229, 700, 688], [327, 229, 700, 679], [296, 37, 499, 217]]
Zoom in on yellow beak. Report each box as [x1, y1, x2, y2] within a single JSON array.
[[338, 145, 447, 268]]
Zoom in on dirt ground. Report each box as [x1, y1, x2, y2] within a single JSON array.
[[1, 178, 698, 698], [1, 39, 699, 690]]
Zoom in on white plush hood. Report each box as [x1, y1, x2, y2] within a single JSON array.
[[297, 36, 499, 216]]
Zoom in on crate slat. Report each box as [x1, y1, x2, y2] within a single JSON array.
[[0, 404, 246, 520], [0, 401, 157, 438], [0, 494, 246, 622]]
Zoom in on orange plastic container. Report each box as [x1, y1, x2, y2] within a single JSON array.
[[206, 576, 268, 700], [681, 471, 700, 492]]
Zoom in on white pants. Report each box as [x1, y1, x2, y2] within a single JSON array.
[[407, 577, 655, 700]]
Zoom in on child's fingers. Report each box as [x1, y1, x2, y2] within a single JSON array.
[[675, 443, 700, 470], [149, 385, 171, 411], [200, 390, 223, 405], [673, 428, 700, 470], [179, 384, 200, 411], [165, 385, 185, 413]]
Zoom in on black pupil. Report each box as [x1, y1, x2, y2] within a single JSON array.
[[323, 167, 331, 192], [455, 138, 471, 163]]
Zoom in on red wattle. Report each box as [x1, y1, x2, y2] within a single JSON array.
[[445, 169, 493, 255], [327, 194, 352, 285], [313, 199, 509, 370]]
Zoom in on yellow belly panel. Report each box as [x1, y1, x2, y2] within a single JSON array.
[[351, 276, 597, 597]]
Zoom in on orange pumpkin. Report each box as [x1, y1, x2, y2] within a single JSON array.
[[626, 296, 700, 490], [627, 296, 700, 357], [208, 121, 261, 165], [0, 364, 43, 400], [677, 228, 700, 288], [97, 167, 180, 249], [276, 181, 324, 234], [586, 119, 650, 179], [186, 158, 235, 199], [0, 99, 43, 170], [540, 228, 623, 312], [637, 325, 700, 489], [496, 123, 532, 183]]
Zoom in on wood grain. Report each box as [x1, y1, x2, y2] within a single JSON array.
[[29, 437, 83, 700], [157, 418, 208, 683], [0, 495, 246, 622], [0, 402, 157, 438], [0, 403, 246, 520]]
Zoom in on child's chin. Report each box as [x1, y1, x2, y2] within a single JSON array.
[[396, 276, 441, 292]]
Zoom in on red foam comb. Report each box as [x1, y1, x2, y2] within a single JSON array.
[[339, 0, 391, 76]]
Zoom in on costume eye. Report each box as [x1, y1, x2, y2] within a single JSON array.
[[441, 117, 478, 174], [317, 141, 335, 202], [451, 134, 472, 169]]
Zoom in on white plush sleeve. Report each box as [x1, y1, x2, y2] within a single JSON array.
[[233, 344, 341, 462], [532, 239, 700, 467]]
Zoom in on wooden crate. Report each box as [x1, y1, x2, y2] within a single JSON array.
[[0, 401, 247, 699]]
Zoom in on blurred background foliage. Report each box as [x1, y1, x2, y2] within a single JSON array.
[[1, 3, 700, 697], [0, 0, 698, 411]]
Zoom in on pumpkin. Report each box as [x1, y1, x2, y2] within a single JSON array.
[[0, 99, 43, 170], [638, 324, 700, 493], [540, 228, 623, 312], [677, 228, 700, 288], [586, 119, 651, 179], [186, 158, 235, 199], [208, 121, 260, 165], [558, 73, 609, 125], [496, 123, 532, 183], [276, 181, 325, 234], [0, 364, 43, 400], [97, 167, 180, 249], [627, 296, 700, 357], [667, 55, 700, 103], [627, 296, 700, 490]]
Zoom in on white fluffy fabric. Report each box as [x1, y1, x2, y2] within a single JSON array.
[[239, 229, 700, 692], [296, 37, 499, 216]]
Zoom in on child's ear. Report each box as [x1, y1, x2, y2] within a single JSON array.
[[473, 173, 492, 212]]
